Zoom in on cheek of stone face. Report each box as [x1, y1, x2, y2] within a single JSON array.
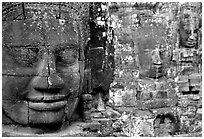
[[2, 76, 33, 101], [138, 52, 152, 70], [58, 72, 80, 97], [187, 106, 196, 115], [3, 100, 29, 125], [179, 30, 188, 44], [2, 76, 33, 125], [57, 72, 80, 122]]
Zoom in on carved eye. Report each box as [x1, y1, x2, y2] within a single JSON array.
[[144, 49, 150, 52], [5, 46, 40, 67], [56, 47, 78, 66], [185, 30, 191, 34]]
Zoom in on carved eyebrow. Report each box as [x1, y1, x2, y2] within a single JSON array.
[[3, 43, 80, 49], [144, 48, 150, 51], [55, 43, 80, 50], [2, 44, 40, 48]]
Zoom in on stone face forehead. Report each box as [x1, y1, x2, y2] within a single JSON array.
[[2, 2, 90, 21], [3, 19, 79, 47], [2, 2, 90, 48]]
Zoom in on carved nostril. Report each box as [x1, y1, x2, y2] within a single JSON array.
[[154, 59, 162, 65], [48, 74, 64, 89], [152, 53, 162, 65]]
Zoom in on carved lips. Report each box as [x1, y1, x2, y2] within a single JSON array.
[[29, 101, 67, 111], [26, 95, 69, 111]]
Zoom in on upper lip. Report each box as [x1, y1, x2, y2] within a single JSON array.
[[26, 94, 71, 111]]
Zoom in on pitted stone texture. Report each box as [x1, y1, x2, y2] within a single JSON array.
[[109, 2, 201, 137], [3, 100, 29, 125]]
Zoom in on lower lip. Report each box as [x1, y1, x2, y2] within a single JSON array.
[[152, 66, 162, 70], [29, 101, 66, 111]]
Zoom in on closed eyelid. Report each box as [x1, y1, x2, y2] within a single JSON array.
[[144, 49, 150, 52], [55, 42, 80, 49]]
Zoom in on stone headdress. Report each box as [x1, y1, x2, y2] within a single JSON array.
[[2, 2, 90, 61], [178, 2, 202, 29]]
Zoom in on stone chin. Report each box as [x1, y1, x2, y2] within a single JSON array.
[[140, 66, 167, 79], [2, 97, 79, 136]]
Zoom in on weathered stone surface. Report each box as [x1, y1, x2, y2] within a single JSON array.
[[2, 2, 92, 136], [102, 107, 121, 118], [83, 111, 92, 121], [2, 121, 101, 137], [3, 20, 44, 47], [132, 109, 154, 119], [141, 98, 178, 109], [151, 107, 178, 116], [81, 94, 93, 101], [2, 2, 202, 137], [28, 104, 65, 125], [2, 76, 33, 101], [90, 47, 104, 71], [178, 82, 190, 92], [3, 100, 29, 125]]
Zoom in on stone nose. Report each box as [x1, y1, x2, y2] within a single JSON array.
[[32, 51, 64, 91], [188, 34, 196, 41], [32, 74, 64, 91], [152, 49, 163, 65]]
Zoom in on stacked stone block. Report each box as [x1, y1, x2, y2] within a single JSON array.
[[108, 2, 202, 137]]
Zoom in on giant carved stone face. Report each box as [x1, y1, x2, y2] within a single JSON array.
[[2, 3, 86, 134]]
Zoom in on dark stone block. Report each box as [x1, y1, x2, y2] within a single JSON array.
[[190, 85, 201, 91], [83, 102, 92, 109], [92, 70, 103, 89], [83, 69, 92, 94], [83, 111, 92, 121], [100, 68, 114, 91], [90, 47, 104, 71]]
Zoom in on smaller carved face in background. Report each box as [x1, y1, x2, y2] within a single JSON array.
[[179, 13, 199, 48], [138, 44, 171, 79], [186, 105, 197, 117], [153, 114, 179, 136], [135, 23, 171, 79]]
